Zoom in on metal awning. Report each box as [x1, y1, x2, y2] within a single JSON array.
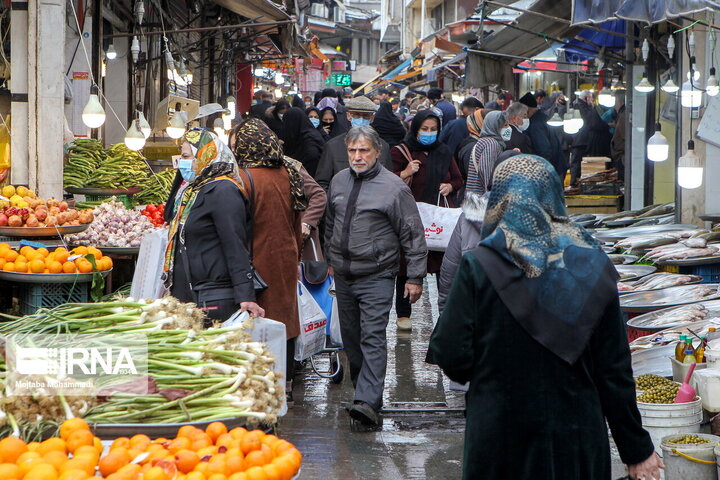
[[571, 0, 720, 25], [430, 51, 468, 72], [213, 0, 290, 23]]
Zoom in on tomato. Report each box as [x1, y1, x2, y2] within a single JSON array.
[[146, 204, 157, 213]]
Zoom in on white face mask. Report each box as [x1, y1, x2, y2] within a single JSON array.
[[501, 127, 513, 141], [518, 118, 530, 132]]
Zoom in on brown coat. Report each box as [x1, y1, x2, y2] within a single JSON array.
[[239, 167, 302, 339], [299, 167, 327, 261]]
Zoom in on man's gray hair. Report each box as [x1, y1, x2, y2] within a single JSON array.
[[345, 126, 382, 152], [506, 102, 528, 118]]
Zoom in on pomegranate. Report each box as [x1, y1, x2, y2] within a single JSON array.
[[0, 213, 8, 226], [7, 215, 22, 227]]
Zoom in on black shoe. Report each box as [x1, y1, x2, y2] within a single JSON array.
[[348, 401, 379, 426]]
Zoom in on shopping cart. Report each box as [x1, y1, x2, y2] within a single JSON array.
[[300, 243, 344, 384]]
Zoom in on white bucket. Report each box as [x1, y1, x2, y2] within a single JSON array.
[[707, 350, 720, 370], [638, 397, 703, 456], [694, 369, 720, 412], [661, 434, 719, 480], [671, 357, 707, 382]]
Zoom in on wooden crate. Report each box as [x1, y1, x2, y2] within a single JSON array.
[[566, 195, 623, 214]]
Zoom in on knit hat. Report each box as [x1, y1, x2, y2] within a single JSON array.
[[346, 96, 378, 113], [519, 92, 537, 108]]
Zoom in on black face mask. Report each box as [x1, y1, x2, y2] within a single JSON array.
[[321, 120, 333, 127]]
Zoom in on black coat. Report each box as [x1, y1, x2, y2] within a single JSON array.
[[250, 101, 272, 119], [505, 125, 534, 154], [315, 133, 392, 190], [573, 100, 612, 157], [429, 254, 654, 479], [170, 180, 255, 308]]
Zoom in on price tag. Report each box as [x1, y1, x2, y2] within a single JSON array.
[[68, 254, 83, 261], [0, 195, 8, 201]]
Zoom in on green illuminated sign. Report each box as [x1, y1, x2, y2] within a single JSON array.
[[326, 73, 352, 86]]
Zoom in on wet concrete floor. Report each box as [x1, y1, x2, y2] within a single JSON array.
[[278, 277, 629, 479]]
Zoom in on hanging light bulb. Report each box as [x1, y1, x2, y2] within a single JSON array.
[[563, 109, 581, 134], [641, 39, 650, 62], [254, 67, 265, 77], [667, 35, 675, 60], [165, 50, 175, 72], [707, 67, 719, 97], [274, 88, 283, 99], [166, 104, 187, 139], [178, 60, 188, 82], [635, 73, 655, 93], [134, 0, 145, 25], [547, 112, 563, 127], [597, 87, 615, 107], [687, 69, 701, 82], [186, 68, 193, 85], [82, 85, 106, 129], [274, 72, 284, 85], [647, 123, 669, 162], [221, 110, 232, 131], [661, 78, 680, 93], [689, 32, 696, 58], [124, 119, 146, 151], [106, 44, 117, 61], [681, 78, 703, 107], [288, 85, 298, 95], [677, 140, 703, 189], [226, 95, 236, 119], [138, 110, 151, 139], [213, 118, 229, 144], [130, 37, 141, 64]]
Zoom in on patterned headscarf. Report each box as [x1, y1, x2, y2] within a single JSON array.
[[480, 110, 507, 148], [163, 128, 247, 284], [477, 154, 616, 363], [316, 97, 339, 112], [466, 109, 484, 139], [231, 118, 307, 211]]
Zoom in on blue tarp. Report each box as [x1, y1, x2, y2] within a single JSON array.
[[572, 0, 720, 25], [563, 20, 627, 63], [382, 59, 412, 80]]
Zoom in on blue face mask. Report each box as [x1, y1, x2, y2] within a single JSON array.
[[418, 131, 437, 145], [178, 158, 196, 182], [351, 117, 371, 127], [309, 118, 320, 128]]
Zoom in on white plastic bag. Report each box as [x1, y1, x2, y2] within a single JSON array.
[[222, 312, 288, 416], [416, 196, 461, 252], [295, 282, 327, 361], [131, 228, 169, 300], [329, 294, 343, 347]]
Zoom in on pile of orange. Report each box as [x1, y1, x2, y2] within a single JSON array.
[[0, 419, 301, 480], [0, 244, 112, 274]]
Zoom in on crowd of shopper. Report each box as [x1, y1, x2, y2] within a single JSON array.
[[162, 84, 655, 479]]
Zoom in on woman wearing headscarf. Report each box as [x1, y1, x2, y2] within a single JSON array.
[[317, 107, 347, 141], [466, 110, 511, 195], [305, 107, 321, 129], [265, 99, 289, 138], [455, 109, 489, 180], [371, 101, 406, 147], [163, 128, 265, 325], [291, 94, 305, 109], [429, 155, 662, 480], [390, 110, 463, 330], [281, 107, 326, 177], [231, 118, 307, 402]]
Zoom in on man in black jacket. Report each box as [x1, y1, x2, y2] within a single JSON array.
[[249, 91, 274, 119], [504, 101, 534, 154], [325, 125, 427, 426], [519, 92, 566, 178]]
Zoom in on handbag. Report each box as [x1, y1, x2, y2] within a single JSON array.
[[394, 144, 416, 187], [416, 193, 462, 252], [243, 168, 269, 294]]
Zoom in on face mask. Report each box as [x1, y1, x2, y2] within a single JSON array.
[[418, 131, 437, 145], [501, 127, 513, 141], [178, 158, 196, 182], [518, 118, 530, 132], [305, 102, 312, 107], [351, 117, 371, 127], [309, 118, 320, 128], [278, 114, 284, 120], [321, 120, 333, 127], [252, 100, 259, 105]]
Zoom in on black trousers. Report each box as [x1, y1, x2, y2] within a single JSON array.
[[395, 275, 437, 317]]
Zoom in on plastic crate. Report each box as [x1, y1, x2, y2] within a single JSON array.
[[679, 263, 720, 283], [20, 282, 89, 315], [84, 193, 134, 209]]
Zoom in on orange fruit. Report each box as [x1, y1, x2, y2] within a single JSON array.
[[27, 442, 41, 452], [186, 472, 208, 480], [87, 247, 102, 261], [27, 259, 46, 274], [62, 261, 76, 273], [206, 422, 228, 443], [144, 466, 169, 480], [229, 428, 248, 440], [262, 464, 281, 480], [58, 470, 89, 480], [196, 446, 217, 459], [47, 261, 63, 273], [228, 474, 248, 480], [168, 437, 191, 454], [116, 463, 142, 476], [99, 449, 131, 477], [14, 263, 27, 273], [22, 463, 58, 480], [15, 254, 27, 264], [0, 437, 28, 463], [19, 246, 33, 257], [59, 416, 90, 440], [226, 455, 244, 474], [129, 434, 151, 450], [65, 429, 94, 453], [0, 463, 21, 479], [76, 259, 93, 273], [244, 466, 267, 480], [72, 246, 88, 255], [260, 435, 279, 448], [36, 248, 49, 257], [42, 450, 69, 470], [191, 438, 212, 452], [60, 457, 95, 476], [208, 475, 228, 480], [2, 262, 14, 272], [271, 457, 296, 479], [178, 426, 199, 439], [37, 437, 67, 456], [270, 441, 293, 457], [4, 250, 18, 262], [71, 446, 98, 462], [111, 437, 130, 450], [16, 452, 43, 476], [239, 433, 262, 455], [54, 250, 69, 264], [242, 450, 267, 470], [175, 449, 200, 474]]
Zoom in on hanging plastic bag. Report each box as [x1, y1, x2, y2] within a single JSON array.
[[416, 195, 462, 252], [294, 282, 327, 361]]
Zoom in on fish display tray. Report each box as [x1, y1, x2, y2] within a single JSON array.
[[698, 214, 720, 223], [619, 283, 720, 313], [608, 254, 638, 265], [616, 265, 657, 282], [0, 269, 111, 284], [0, 224, 90, 238], [627, 299, 720, 331], [593, 224, 698, 243], [602, 246, 616, 254], [619, 278, 702, 296], [662, 256, 720, 266]]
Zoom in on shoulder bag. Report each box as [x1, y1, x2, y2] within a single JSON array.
[[394, 144, 416, 187]]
